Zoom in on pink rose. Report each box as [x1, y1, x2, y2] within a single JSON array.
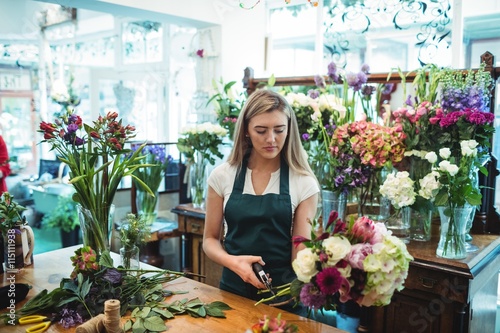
[[347, 243, 373, 269]]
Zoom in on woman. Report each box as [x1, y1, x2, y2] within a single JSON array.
[[0, 135, 11, 194], [203, 89, 320, 304]]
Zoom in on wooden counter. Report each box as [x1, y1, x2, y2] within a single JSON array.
[[0, 245, 345, 333]]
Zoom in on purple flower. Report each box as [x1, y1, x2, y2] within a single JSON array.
[[59, 306, 84, 328], [102, 268, 123, 284], [381, 83, 394, 95], [314, 75, 326, 88], [302, 133, 311, 141], [308, 89, 320, 99], [360, 63, 370, 74], [299, 283, 327, 309], [67, 123, 78, 133], [327, 62, 340, 83]]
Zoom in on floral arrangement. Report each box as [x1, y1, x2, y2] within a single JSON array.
[[5, 246, 231, 331], [177, 122, 227, 165], [256, 212, 413, 310], [207, 78, 246, 140], [38, 109, 152, 253], [420, 140, 484, 208], [130, 144, 172, 224], [328, 120, 406, 195], [246, 313, 298, 333], [0, 192, 26, 233]]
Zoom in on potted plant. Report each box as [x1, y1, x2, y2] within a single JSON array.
[[41, 195, 81, 248], [0, 192, 29, 269]]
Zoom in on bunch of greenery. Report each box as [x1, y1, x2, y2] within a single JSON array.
[[119, 213, 151, 251], [42, 195, 79, 233], [0, 192, 27, 233], [3, 247, 231, 330]]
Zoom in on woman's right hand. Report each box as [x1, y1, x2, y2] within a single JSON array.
[[229, 255, 268, 290]]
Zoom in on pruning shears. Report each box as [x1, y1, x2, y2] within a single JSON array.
[[19, 315, 56, 333], [252, 262, 275, 296]]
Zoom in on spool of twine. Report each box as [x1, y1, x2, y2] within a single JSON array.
[[75, 314, 105, 333], [104, 299, 121, 333]]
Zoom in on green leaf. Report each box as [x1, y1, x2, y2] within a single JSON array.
[[152, 308, 174, 319], [205, 307, 225, 318], [144, 316, 167, 332], [206, 301, 232, 311], [185, 298, 204, 308], [136, 307, 151, 318], [99, 251, 114, 268], [132, 318, 146, 333], [123, 319, 133, 332]]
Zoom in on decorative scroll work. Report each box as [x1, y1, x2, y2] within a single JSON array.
[[323, 0, 452, 66]]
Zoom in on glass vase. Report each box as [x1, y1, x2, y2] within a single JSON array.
[[189, 153, 208, 209], [406, 207, 432, 242], [321, 190, 348, 230], [358, 167, 391, 221], [436, 204, 473, 260], [120, 245, 140, 270], [136, 189, 159, 226], [385, 209, 410, 243], [465, 155, 489, 252], [77, 204, 115, 255]]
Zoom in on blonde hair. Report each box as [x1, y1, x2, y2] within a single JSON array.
[[227, 89, 315, 178]]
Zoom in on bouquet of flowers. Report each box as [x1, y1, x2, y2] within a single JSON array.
[[207, 78, 246, 140], [177, 122, 227, 165], [256, 212, 413, 311], [38, 109, 152, 254], [5, 246, 231, 330]]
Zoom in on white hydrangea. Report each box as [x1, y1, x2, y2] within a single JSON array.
[[379, 171, 416, 209], [418, 171, 441, 200]]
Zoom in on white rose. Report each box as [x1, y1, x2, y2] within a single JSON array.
[[322, 236, 351, 265], [425, 152, 438, 164], [439, 148, 451, 159], [292, 248, 319, 282]]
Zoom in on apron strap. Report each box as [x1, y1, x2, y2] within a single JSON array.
[[232, 155, 289, 195]]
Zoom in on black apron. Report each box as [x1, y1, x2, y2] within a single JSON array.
[[220, 156, 296, 300]]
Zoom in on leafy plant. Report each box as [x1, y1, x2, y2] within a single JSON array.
[[42, 195, 79, 232], [0, 192, 27, 233]]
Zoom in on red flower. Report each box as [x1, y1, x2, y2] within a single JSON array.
[[315, 266, 343, 295]]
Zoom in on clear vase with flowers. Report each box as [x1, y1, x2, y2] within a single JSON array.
[[421, 140, 486, 259], [118, 213, 151, 270], [131, 144, 173, 225], [177, 122, 227, 208], [38, 109, 153, 254]]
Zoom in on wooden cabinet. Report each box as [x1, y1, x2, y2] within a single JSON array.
[[173, 203, 500, 332], [171, 203, 223, 288], [366, 230, 500, 333]]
